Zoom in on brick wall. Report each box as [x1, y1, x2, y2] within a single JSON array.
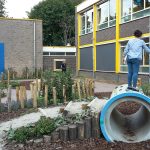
[[0, 18, 43, 73]]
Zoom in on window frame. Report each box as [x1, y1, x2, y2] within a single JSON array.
[[121, 0, 150, 24], [80, 9, 93, 35], [97, 0, 116, 31], [54, 59, 66, 71], [120, 37, 150, 74]]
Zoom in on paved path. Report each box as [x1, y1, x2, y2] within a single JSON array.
[[94, 81, 117, 93]]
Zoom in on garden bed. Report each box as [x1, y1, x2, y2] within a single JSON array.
[[5, 138, 150, 150]]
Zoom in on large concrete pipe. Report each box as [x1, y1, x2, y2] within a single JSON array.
[[100, 85, 150, 143]]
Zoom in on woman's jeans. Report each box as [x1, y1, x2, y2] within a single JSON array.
[[127, 58, 140, 88]]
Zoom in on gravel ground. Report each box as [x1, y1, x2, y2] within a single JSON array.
[[5, 138, 150, 150]]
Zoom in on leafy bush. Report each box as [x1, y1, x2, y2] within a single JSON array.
[[10, 81, 20, 88], [9, 117, 56, 143], [42, 69, 73, 103], [37, 96, 45, 107], [141, 84, 150, 96]]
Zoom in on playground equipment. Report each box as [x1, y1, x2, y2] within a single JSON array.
[[100, 85, 150, 143]]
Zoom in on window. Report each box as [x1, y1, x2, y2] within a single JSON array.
[[121, 0, 150, 23], [43, 52, 49, 56], [50, 52, 65, 56], [66, 52, 76, 56], [98, 0, 116, 30], [120, 38, 150, 73], [81, 9, 93, 35], [54, 59, 66, 71]]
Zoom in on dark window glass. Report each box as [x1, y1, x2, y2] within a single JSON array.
[[56, 61, 63, 69], [66, 52, 75, 56], [43, 52, 49, 56], [50, 52, 65, 56]]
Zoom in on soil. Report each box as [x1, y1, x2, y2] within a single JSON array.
[[0, 108, 37, 123], [5, 138, 150, 150], [116, 102, 141, 115]]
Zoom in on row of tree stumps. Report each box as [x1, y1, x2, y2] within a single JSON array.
[[52, 114, 100, 142]]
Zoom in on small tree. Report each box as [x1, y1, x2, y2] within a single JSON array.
[[0, 0, 6, 17]]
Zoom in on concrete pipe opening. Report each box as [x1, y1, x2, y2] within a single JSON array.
[[100, 93, 150, 143]]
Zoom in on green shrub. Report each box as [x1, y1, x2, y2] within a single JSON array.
[[10, 117, 56, 143], [37, 96, 45, 107], [42, 69, 73, 103], [10, 81, 20, 88], [141, 84, 150, 96]]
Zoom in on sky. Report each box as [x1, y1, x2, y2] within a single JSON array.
[[5, 0, 43, 18]]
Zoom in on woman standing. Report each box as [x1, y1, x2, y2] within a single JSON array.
[[124, 30, 150, 91]]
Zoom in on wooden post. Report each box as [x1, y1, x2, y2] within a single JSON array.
[[51, 132, 59, 142], [72, 84, 75, 100], [69, 125, 77, 140], [36, 78, 39, 97], [84, 117, 92, 138], [38, 79, 41, 92], [19, 86, 25, 109], [7, 69, 10, 86], [59, 126, 68, 141], [77, 80, 81, 100], [33, 84, 37, 108], [85, 79, 89, 97], [92, 114, 100, 138], [137, 78, 142, 88], [82, 81, 86, 98], [16, 86, 20, 103], [44, 85, 48, 107], [7, 85, 12, 112], [77, 121, 85, 140], [63, 85, 67, 104], [53, 87, 57, 105]]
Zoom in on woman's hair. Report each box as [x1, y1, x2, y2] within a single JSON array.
[[134, 30, 143, 38]]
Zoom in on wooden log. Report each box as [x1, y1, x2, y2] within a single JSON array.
[[44, 85, 48, 107], [7, 85, 12, 112], [63, 85, 67, 104], [16, 86, 20, 103], [53, 87, 57, 105], [77, 121, 84, 140], [51, 132, 59, 142], [69, 125, 77, 140], [33, 85, 37, 108], [84, 117, 92, 138], [72, 84, 75, 100], [77, 80, 81, 100], [92, 114, 100, 138], [59, 126, 68, 141], [19, 86, 25, 109], [82, 81, 86, 98]]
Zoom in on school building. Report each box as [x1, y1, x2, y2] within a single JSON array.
[[76, 0, 150, 83]]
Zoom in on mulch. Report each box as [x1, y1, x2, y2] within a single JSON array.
[[5, 138, 150, 150]]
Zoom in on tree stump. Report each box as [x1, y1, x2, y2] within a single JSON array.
[[92, 114, 100, 138], [69, 125, 77, 140], [59, 126, 69, 141], [77, 121, 84, 140], [84, 117, 92, 138], [51, 132, 59, 142]]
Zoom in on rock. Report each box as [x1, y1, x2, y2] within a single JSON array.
[[18, 144, 24, 148], [26, 139, 33, 145], [43, 135, 51, 143], [34, 138, 43, 144]]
